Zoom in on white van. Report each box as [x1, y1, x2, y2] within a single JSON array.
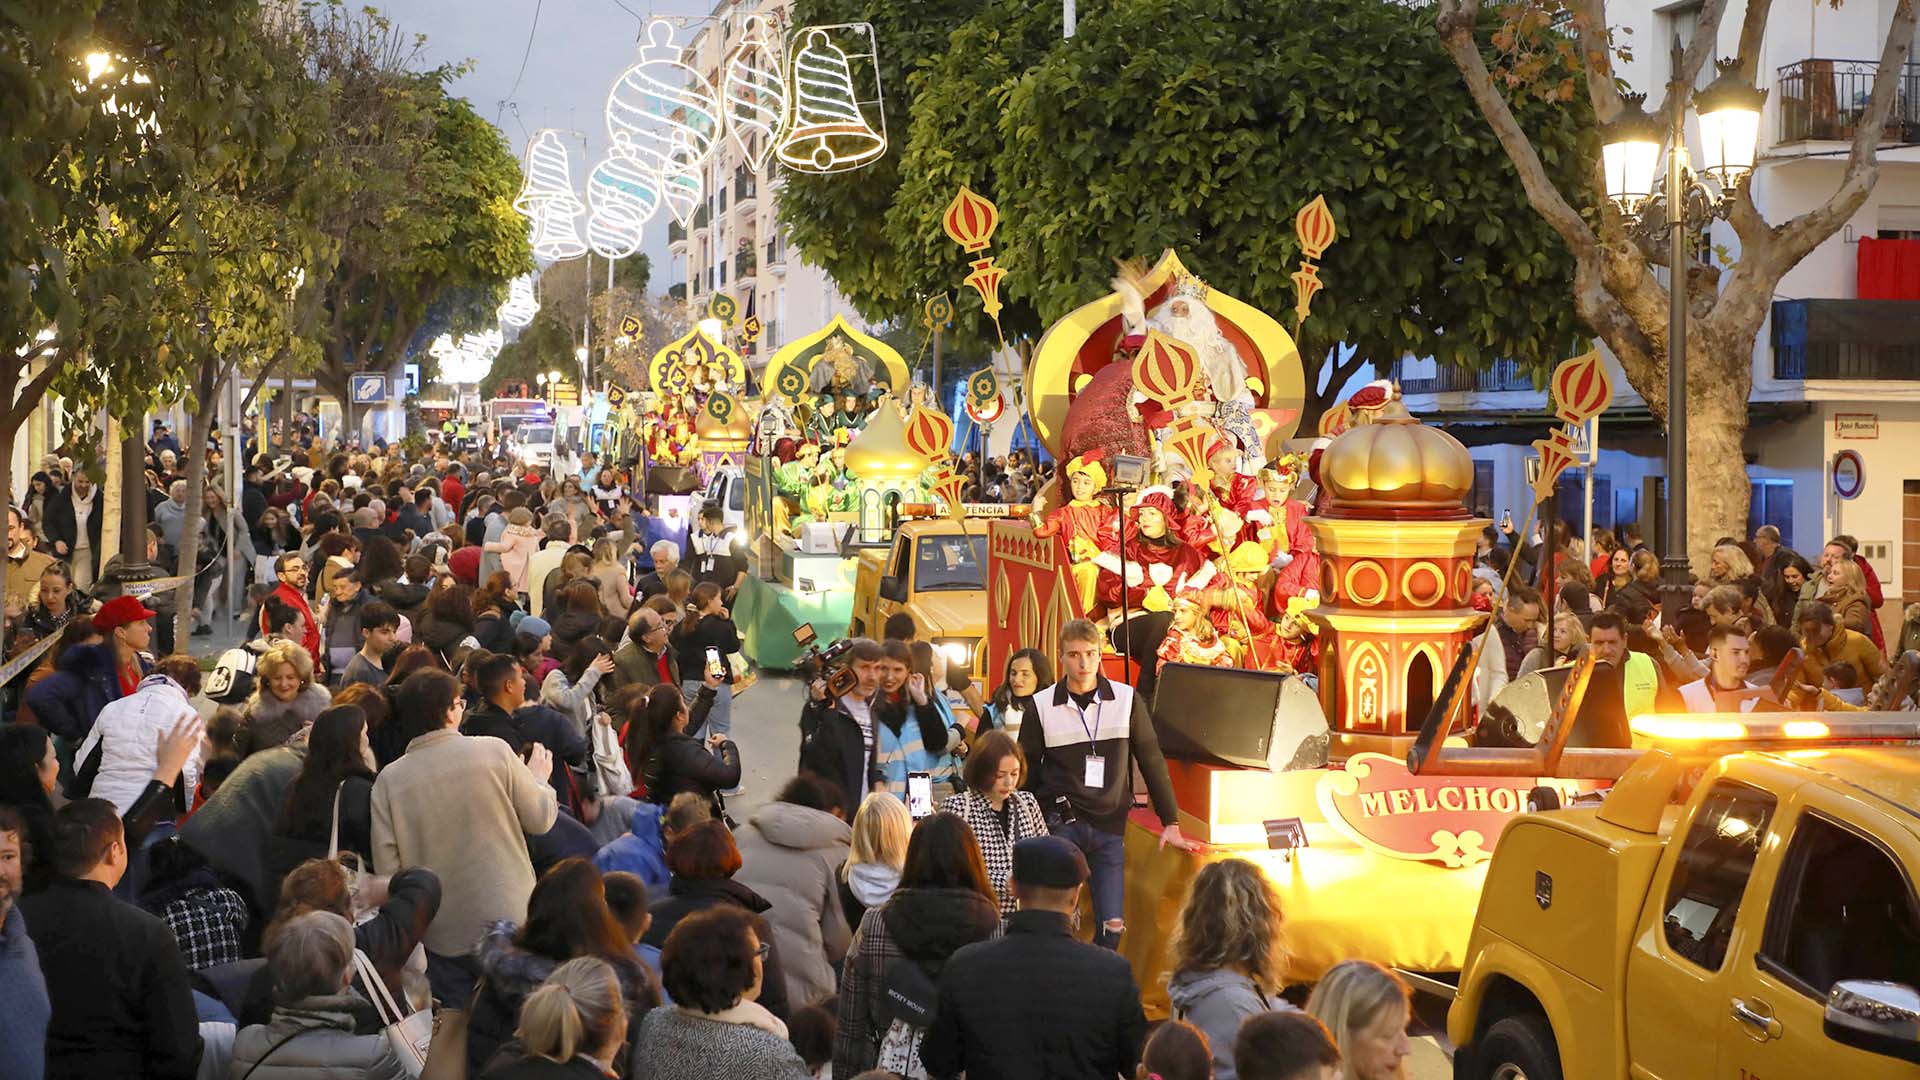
[[515, 423, 557, 467]]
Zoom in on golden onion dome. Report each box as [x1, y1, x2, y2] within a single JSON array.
[[1319, 396, 1473, 514], [695, 393, 754, 444], [843, 397, 923, 481]]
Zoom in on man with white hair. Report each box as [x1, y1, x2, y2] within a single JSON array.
[[1115, 267, 1262, 467], [152, 480, 191, 551], [635, 539, 680, 601]]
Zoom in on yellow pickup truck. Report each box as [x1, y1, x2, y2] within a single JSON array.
[[1445, 723, 1920, 1079], [847, 515, 993, 684]]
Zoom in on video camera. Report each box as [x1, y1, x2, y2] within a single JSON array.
[[793, 622, 859, 699]]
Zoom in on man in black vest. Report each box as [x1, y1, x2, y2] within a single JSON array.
[[1016, 618, 1193, 950]]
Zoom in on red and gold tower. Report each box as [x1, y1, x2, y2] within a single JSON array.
[[1306, 391, 1486, 759]]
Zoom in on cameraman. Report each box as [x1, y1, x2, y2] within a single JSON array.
[[798, 637, 887, 806]]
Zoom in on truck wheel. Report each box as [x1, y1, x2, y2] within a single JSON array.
[[1476, 1014, 1561, 1080]]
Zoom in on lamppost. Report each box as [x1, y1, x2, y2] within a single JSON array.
[[1600, 44, 1765, 615]]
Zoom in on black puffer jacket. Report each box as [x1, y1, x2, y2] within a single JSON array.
[[466, 921, 656, 1076]]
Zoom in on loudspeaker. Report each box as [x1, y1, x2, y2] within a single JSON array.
[[646, 466, 701, 496], [1482, 664, 1574, 746], [1153, 664, 1330, 771]]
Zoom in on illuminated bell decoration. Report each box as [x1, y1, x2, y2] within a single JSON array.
[[942, 186, 1000, 253], [513, 129, 584, 220], [1548, 348, 1612, 426], [498, 275, 539, 329], [528, 205, 588, 262], [723, 15, 786, 175], [1290, 194, 1338, 327], [606, 19, 720, 174], [776, 27, 888, 174]]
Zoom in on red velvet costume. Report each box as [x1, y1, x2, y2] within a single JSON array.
[[1032, 453, 1120, 615], [1093, 489, 1214, 613], [1266, 498, 1320, 604], [1186, 470, 1269, 554]]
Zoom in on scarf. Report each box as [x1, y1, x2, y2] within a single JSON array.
[[690, 999, 787, 1039]]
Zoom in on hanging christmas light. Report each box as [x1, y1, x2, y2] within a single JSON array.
[[661, 131, 704, 227], [515, 130, 588, 262], [587, 208, 645, 260], [498, 275, 540, 328], [606, 18, 721, 177], [529, 204, 588, 262], [776, 25, 888, 174], [587, 152, 662, 228], [723, 14, 786, 175]]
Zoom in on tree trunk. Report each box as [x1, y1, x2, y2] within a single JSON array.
[[173, 356, 222, 647]]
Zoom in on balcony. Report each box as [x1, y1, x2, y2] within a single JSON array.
[[667, 283, 686, 303], [734, 173, 757, 211], [734, 250, 757, 282], [765, 238, 787, 276], [1771, 299, 1920, 379], [1777, 60, 1920, 144], [691, 205, 710, 237], [1391, 357, 1540, 395], [667, 220, 687, 250]]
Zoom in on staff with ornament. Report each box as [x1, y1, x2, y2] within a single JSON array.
[[1029, 452, 1121, 617], [1191, 541, 1282, 667]]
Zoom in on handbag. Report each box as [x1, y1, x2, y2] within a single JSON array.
[[354, 947, 433, 1077], [418, 1007, 469, 1080], [591, 713, 633, 798]]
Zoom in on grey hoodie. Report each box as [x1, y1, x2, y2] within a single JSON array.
[[1166, 967, 1294, 1080]]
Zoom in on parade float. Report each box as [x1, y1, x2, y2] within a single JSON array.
[[976, 225, 1614, 1006]]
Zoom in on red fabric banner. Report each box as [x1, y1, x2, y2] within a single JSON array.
[[1857, 237, 1920, 300]]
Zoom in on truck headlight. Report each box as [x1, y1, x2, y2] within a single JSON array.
[[935, 638, 975, 669]]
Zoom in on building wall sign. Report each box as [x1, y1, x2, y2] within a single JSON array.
[[1834, 413, 1878, 439]]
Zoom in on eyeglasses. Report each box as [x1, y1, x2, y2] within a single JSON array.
[[753, 941, 771, 961]]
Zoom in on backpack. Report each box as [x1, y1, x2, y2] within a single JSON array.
[[204, 647, 258, 704], [873, 956, 939, 1079]]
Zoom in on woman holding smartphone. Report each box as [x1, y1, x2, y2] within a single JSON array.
[[869, 640, 962, 802], [671, 582, 741, 744]]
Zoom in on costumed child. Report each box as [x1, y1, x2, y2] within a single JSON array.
[[1193, 540, 1280, 666], [1156, 595, 1234, 673], [1092, 486, 1214, 615], [1030, 452, 1120, 616], [1259, 453, 1320, 604], [1273, 594, 1320, 682], [1183, 434, 1269, 556]]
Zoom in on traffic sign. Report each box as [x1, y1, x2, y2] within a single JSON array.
[[350, 373, 387, 403], [1833, 449, 1865, 500]]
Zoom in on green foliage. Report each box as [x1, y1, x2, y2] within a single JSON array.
[[776, 0, 988, 326], [776, 0, 1594, 421]]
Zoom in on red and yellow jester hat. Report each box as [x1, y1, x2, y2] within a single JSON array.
[[1065, 451, 1108, 493]]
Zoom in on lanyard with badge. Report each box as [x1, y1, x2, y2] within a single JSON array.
[[1072, 696, 1105, 788]]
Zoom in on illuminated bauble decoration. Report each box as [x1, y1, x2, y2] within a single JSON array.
[[586, 209, 645, 259], [1319, 396, 1474, 513], [586, 150, 662, 255], [661, 132, 703, 227], [776, 27, 888, 174], [606, 19, 721, 177], [723, 15, 786, 174], [498, 275, 539, 328]]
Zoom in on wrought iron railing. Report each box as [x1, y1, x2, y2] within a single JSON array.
[[1776, 60, 1920, 143], [1771, 299, 1920, 379], [1391, 357, 1539, 394]]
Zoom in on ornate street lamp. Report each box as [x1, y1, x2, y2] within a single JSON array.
[[1601, 44, 1764, 614]]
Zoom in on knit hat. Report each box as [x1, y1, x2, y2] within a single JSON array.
[[515, 615, 552, 640]]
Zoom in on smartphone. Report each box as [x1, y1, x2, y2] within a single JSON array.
[[1500, 509, 1512, 529], [705, 647, 725, 680], [906, 772, 934, 819]]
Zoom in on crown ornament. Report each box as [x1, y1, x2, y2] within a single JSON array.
[[1169, 272, 1209, 302]]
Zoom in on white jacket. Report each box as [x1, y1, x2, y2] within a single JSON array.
[[75, 674, 202, 814]]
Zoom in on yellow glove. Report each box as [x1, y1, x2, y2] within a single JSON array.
[[1143, 585, 1171, 613]]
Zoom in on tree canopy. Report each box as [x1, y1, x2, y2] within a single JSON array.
[[780, 0, 1593, 425]]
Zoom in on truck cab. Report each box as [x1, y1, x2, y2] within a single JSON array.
[[1449, 732, 1920, 1080], [848, 516, 992, 685], [703, 467, 746, 535]]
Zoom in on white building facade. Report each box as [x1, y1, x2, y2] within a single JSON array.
[[1401, 0, 1920, 635]]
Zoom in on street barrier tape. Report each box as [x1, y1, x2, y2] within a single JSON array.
[[0, 574, 196, 687]]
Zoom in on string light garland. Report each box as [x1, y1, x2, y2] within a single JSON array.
[[723, 14, 786, 175], [776, 24, 888, 174]]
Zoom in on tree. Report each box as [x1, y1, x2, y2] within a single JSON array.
[[297, 4, 531, 428], [483, 254, 657, 398], [778, 0, 1592, 429], [777, 0, 989, 323], [1434, 0, 1917, 562]]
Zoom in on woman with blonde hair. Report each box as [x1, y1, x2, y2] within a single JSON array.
[[1708, 540, 1755, 586], [590, 538, 633, 617], [1305, 959, 1413, 1080], [1823, 555, 1874, 635], [837, 790, 911, 928], [243, 641, 332, 754], [1166, 858, 1292, 1080], [483, 956, 629, 1079]]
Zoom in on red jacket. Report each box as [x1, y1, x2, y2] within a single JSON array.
[[262, 581, 322, 664], [441, 475, 465, 512], [1861, 555, 1887, 650]]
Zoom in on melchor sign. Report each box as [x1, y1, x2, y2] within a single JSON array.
[[1317, 753, 1602, 868]]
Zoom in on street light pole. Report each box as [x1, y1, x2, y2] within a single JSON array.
[[1661, 44, 1692, 616]]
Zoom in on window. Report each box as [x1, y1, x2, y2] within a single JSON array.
[[1662, 781, 1777, 970], [1759, 813, 1920, 998], [1748, 479, 1793, 550], [1615, 487, 1639, 528], [1469, 461, 1494, 520], [914, 535, 989, 592]]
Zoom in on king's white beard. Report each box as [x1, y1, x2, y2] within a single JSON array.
[[1147, 305, 1253, 405]]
